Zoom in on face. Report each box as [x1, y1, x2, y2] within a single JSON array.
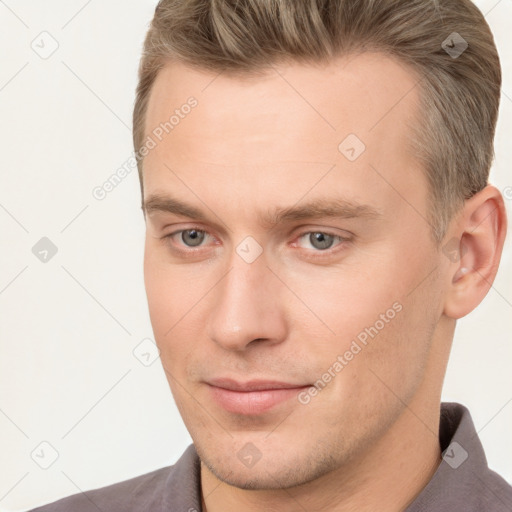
[[142, 53, 448, 490]]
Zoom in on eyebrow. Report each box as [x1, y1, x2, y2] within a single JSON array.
[[142, 193, 381, 228]]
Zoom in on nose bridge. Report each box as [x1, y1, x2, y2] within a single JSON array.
[[207, 246, 287, 351]]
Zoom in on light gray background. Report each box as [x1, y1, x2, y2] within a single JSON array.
[[0, 0, 511, 510]]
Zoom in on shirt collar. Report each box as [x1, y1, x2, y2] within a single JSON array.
[[405, 401, 512, 511]]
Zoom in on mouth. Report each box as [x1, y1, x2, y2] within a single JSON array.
[[205, 378, 312, 415]]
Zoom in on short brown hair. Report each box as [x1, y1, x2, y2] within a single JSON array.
[[133, 0, 501, 241]]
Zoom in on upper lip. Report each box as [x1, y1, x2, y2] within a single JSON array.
[[207, 378, 310, 392]]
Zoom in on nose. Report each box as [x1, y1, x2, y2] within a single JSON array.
[[207, 251, 288, 352]]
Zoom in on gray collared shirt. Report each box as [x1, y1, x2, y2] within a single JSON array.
[[31, 402, 512, 511]]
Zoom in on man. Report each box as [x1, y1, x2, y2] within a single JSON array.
[[31, 0, 511, 510]]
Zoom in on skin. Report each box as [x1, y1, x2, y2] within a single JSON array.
[[141, 53, 507, 511]]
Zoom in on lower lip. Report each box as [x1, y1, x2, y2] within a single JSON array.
[[207, 384, 311, 415]]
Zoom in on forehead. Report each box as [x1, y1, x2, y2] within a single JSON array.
[[142, 52, 426, 226], [144, 52, 420, 156]]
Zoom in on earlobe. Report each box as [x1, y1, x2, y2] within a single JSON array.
[[443, 185, 507, 319]]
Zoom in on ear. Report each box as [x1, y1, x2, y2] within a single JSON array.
[[442, 184, 507, 319]]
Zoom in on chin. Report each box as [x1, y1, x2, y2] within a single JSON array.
[[197, 439, 339, 491]]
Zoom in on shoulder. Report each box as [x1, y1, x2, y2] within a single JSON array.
[[472, 464, 512, 511], [29, 444, 201, 512], [29, 465, 172, 512]]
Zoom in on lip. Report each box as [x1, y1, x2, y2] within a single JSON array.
[[206, 378, 311, 415]]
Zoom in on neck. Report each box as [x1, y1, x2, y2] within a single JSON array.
[[200, 395, 442, 512]]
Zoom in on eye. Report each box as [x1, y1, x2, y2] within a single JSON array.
[[164, 228, 211, 249], [160, 227, 350, 259], [296, 231, 346, 251]]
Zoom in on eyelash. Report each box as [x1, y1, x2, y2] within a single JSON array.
[[161, 227, 350, 260]]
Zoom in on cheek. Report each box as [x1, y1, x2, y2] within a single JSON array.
[[295, 250, 438, 396], [282, 263, 403, 355], [143, 244, 215, 367], [332, 279, 440, 419], [144, 241, 191, 323], [144, 254, 171, 333], [144, 245, 186, 352]]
